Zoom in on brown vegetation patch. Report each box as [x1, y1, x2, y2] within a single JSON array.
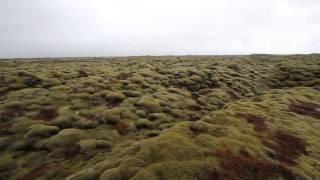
[[215, 150, 296, 180], [189, 123, 208, 137], [189, 114, 201, 121], [116, 72, 129, 80], [191, 95, 207, 106], [33, 108, 59, 121], [0, 122, 12, 135], [64, 144, 81, 159], [115, 121, 129, 135], [198, 88, 212, 95], [88, 96, 106, 106], [264, 131, 308, 165], [17, 72, 43, 87], [200, 171, 219, 180], [78, 70, 88, 77], [208, 82, 221, 89], [186, 104, 202, 111], [22, 163, 51, 180], [0, 107, 25, 122], [236, 113, 268, 132], [289, 101, 320, 119], [228, 91, 241, 100], [106, 98, 123, 107]]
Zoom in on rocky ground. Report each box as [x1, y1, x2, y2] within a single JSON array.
[[0, 54, 319, 179]]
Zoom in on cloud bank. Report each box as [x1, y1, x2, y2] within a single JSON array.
[[1, 0, 320, 58]]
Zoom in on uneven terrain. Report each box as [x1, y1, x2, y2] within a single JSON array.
[[0, 55, 320, 179]]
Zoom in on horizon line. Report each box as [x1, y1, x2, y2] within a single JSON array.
[[1, 53, 319, 60]]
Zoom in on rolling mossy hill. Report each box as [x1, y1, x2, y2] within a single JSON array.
[[0, 55, 319, 179]]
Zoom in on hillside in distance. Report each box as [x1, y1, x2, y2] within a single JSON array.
[[0, 54, 320, 179]]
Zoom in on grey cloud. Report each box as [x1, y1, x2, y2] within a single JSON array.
[[0, 0, 319, 58]]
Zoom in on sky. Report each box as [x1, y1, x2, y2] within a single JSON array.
[[0, 0, 320, 58]]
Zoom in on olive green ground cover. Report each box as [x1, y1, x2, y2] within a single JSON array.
[[0, 55, 319, 179]]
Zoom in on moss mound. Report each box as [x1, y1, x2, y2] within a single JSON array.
[[0, 55, 319, 179]]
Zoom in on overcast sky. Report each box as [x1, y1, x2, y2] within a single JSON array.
[[1, 0, 320, 58]]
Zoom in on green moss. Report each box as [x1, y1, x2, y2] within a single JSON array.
[[100, 168, 123, 180], [24, 124, 60, 138], [76, 120, 99, 129], [0, 137, 12, 150], [159, 123, 173, 130], [136, 110, 146, 117], [144, 130, 160, 137], [147, 113, 171, 123], [137, 96, 163, 113], [189, 122, 208, 133], [106, 92, 126, 101], [50, 114, 76, 129], [41, 128, 87, 150], [7, 119, 37, 134], [0, 155, 17, 173], [96, 140, 111, 149], [79, 139, 97, 152], [120, 109, 138, 120], [0, 55, 319, 179], [101, 108, 122, 124], [135, 119, 154, 129], [123, 90, 142, 97], [65, 168, 98, 180]]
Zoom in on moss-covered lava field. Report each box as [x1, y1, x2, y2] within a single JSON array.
[[0, 54, 320, 179]]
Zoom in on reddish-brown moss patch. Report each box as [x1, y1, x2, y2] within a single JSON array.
[[33, 108, 59, 121], [22, 163, 51, 180], [216, 150, 296, 180], [228, 90, 241, 100], [0, 122, 12, 135], [115, 121, 128, 135], [0, 107, 25, 121], [264, 131, 308, 165], [106, 98, 123, 107], [236, 113, 268, 132], [64, 144, 81, 159], [186, 104, 202, 111], [200, 171, 219, 180], [289, 101, 320, 119], [116, 72, 129, 80]]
